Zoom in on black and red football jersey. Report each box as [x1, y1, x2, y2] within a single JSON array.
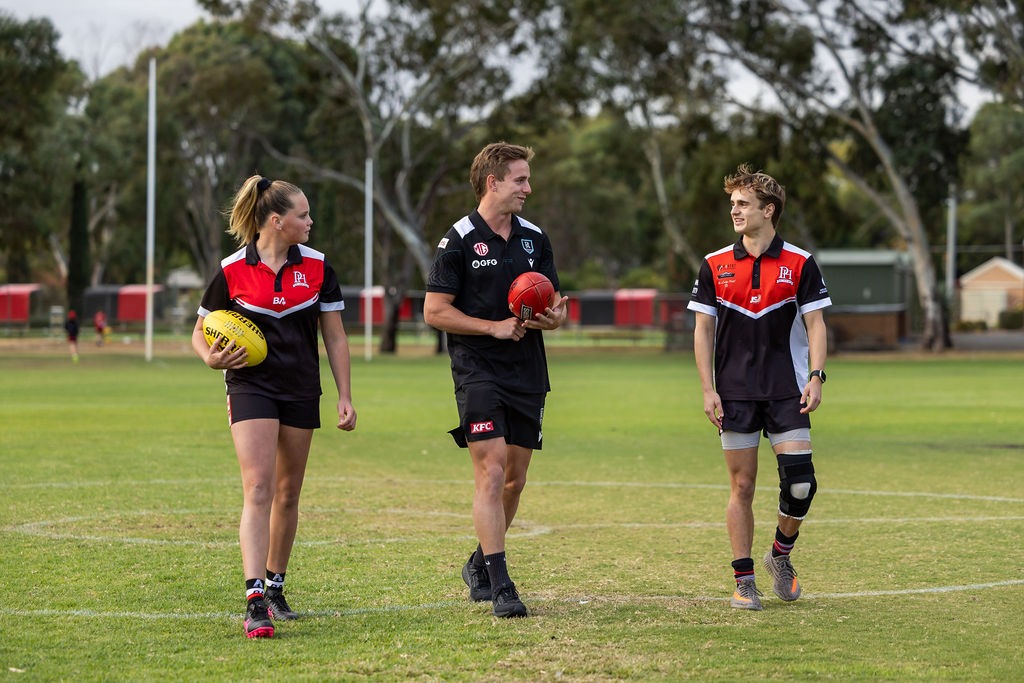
[[198, 242, 344, 400], [687, 235, 831, 400]]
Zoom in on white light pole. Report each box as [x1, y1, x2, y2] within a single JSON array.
[[363, 157, 373, 361], [144, 57, 157, 361], [945, 183, 957, 308]]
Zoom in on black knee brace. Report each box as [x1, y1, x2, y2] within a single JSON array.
[[777, 450, 817, 519]]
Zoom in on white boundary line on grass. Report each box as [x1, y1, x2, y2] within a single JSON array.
[[3, 580, 1024, 621], [8, 509, 1024, 547], [5, 477, 1023, 620], [6, 476, 1024, 504]]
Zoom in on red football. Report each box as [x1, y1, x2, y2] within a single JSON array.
[[508, 271, 555, 321]]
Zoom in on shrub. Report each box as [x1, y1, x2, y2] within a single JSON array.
[[997, 308, 1024, 330]]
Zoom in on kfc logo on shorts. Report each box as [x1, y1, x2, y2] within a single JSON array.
[[470, 421, 494, 434], [473, 242, 489, 256]]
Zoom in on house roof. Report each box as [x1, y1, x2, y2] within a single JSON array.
[[960, 257, 1024, 285]]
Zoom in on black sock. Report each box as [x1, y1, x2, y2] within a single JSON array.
[[731, 557, 755, 584], [472, 544, 486, 567], [266, 570, 285, 593], [483, 552, 512, 591], [772, 528, 799, 557], [245, 578, 265, 603]]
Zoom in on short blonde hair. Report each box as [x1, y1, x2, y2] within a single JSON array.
[[724, 163, 786, 227], [227, 175, 302, 245], [470, 142, 534, 201]]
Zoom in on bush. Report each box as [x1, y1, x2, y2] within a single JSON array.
[[953, 319, 987, 332], [997, 309, 1024, 330]]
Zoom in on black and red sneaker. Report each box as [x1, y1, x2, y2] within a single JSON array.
[[244, 599, 274, 638]]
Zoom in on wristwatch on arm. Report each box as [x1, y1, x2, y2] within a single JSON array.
[[809, 369, 827, 384]]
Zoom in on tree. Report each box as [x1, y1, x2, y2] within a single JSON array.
[[702, 0, 959, 350], [201, 0, 553, 352], [902, 0, 1024, 104], [961, 102, 1024, 267], [532, 0, 722, 287], [0, 12, 71, 283]]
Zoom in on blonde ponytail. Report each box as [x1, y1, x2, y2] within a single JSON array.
[[226, 175, 302, 245]]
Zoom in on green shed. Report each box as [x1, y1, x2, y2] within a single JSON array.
[[815, 250, 916, 349]]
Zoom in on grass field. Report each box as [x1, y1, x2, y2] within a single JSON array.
[[2, 343, 1023, 680]]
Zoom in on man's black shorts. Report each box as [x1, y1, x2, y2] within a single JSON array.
[[449, 381, 545, 450], [227, 394, 321, 429], [722, 397, 810, 435]]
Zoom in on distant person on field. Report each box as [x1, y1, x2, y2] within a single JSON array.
[[687, 164, 831, 610], [424, 142, 568, 619], [192, 175, 357, 639], [64, 310, 79, 364], [93, 310, 107, 346]]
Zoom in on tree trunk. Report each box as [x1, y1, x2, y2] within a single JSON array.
[[379, 287, 403, 353], [67, 175, 90, 312], [642, 136, 701, 280]]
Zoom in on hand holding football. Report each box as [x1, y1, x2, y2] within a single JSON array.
[[202, 310, 268, 366], [508, 272, 555, 321]]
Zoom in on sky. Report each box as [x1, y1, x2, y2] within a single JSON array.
[[0, 0, 358, 78]]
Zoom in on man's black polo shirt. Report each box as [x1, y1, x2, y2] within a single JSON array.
[[426, 210, 560, 394], [198, 242, 345, 401]]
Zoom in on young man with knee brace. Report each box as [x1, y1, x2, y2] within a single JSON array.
[[687, 164, 831, 610]]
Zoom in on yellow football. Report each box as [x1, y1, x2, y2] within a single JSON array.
[[202, 309, 268, 366]]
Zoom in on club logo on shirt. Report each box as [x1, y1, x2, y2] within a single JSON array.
[[470, 421, 494, 434], [473, 243, 489, 256], [293, 272, 309, 288], [776, 266, 794, 285], [521, 238, 534, 254]]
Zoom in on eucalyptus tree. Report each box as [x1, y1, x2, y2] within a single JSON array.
[[0, 12, 71, 283], [901, 0, 1024, 104], [530, 0, 724, 286], [701, 0, 962, 350], [200, 0, 554, 352], [961, 102, 1024, 267]]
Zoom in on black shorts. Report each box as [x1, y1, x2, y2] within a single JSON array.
[[226, 394, 320, 429], [449, 382, 545, 450], [722, 397, 810, 435]]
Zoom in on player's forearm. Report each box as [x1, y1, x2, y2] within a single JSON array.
[[805, 312, 828, 371], [424, 300, 497, 336], [693, 315, 717, 392]]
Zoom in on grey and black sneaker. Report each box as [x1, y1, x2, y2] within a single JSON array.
[[265, 589, 300, 620], [491, 583, 528, 618], [730, 576, 764, 610], [244, 599, 274, 638], [763, 550, 802, 601], [461, 554, 491, 602]]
